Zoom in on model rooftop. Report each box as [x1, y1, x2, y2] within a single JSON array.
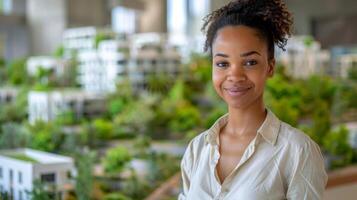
[[0, 148, 73, 164]]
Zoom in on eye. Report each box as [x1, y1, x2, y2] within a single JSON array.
[[244, 60, 258, 67], [215, 61, 229, 68]]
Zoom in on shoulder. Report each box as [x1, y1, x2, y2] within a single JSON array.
[[276, 121, 326, 175], [277, 121, 327, 181], [182, 130, 210, 163], [277, 121, 320, 152], [277, 123, 328, 197]]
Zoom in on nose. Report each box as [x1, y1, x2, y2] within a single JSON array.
[[227, 64, 247, 82]]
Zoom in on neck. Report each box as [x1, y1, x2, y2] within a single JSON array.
[[224, 97, 267, 137]]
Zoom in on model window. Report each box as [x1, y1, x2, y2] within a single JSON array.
[[18, 171, 22, 184], [19, 190, 23, 200], [117, 60, 127, 65], [40, 173, 56, 183], [9, 169, 13, 182]]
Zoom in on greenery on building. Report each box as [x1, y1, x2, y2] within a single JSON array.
[[75, 150, 96, 200], [1, 52, 357, 198], [103, 146, 132, 175]]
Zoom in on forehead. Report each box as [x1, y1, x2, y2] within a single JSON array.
[[212, 25, 267, 54]]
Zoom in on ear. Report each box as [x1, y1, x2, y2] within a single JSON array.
[[267, 58, 275, 77]]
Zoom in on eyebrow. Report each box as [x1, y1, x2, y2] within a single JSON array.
[[214, 53, 229, 58], [240, 51, 261, 57], [214, 51, 261, 58]]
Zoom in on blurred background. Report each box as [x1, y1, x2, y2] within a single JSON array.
[[0, 0, 357, 200]]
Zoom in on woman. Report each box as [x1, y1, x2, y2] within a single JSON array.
[[179, 0, 327, 199]]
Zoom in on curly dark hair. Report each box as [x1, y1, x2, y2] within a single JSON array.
[[201, 0, 293, 59]]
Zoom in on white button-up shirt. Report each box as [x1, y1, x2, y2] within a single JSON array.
[[179, 109, 328, 200]]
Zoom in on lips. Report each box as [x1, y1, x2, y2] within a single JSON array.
[[224, 86, 251, 97]]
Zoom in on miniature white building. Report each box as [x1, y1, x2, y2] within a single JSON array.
[[129, 33, 181, 89], [337, 54, 357, 78], [28, 90, 106, 124], [26, 56, 69, 77], [277, 36, 330, 79], [62, 26, 115, 58], [0, 148, 75, 200], [0, 87, 18, 104], [77, 40, 130, 93], [77, 32, 181, 93]]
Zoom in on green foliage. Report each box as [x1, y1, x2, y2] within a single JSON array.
[[186, 53, 212, 85], [104, 193, 131, 200], [204, 107, 227, 129], [150, 79, 202, 138], [323, 126, 355, 169], [168, 79, 186, 102], [103, 146, 132, 175], [108, 98, 126, 116], [7, 58, 29, 85], [54, 110, 76, 126], [26, 121, 64, 152], [95, 33, 113, 48], [75, 151, 95, 200], [0, 191, 10, 200], [61, 133, 81, 153], [310, 101, 331, 145], [168, 102, 201, 134], [0, 58, 6, 84], [333, 80, 357, 111], [265, 74, 302, 126], [0, 123, 29, 149], [331, 83, 351, 117], [266, 74, 301, 100], [347, 63, 357, 81], [79, 121, 103, 148], [93, 118, 114, 140], [54, 45, 64, 58], [146, 73, 173, 94], [106, 79, 134, 118], [303, 36, 314, 47], [33, 67, 56, 91], [60, 58, 79, 87], [113, 96, 155, 136], [0, 87, 29, 123], [26, 180, 53, 200], [5, 153, 37, 162], [147, 152, 180, 185], [133, 134, 152, 158], [268, 96, 300, 126], [121, 169, 151, 199]]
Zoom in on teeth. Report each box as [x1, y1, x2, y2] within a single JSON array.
[[227, 87, 249, 92]]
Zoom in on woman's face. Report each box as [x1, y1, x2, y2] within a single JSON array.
[[211, 25, 274, 109]]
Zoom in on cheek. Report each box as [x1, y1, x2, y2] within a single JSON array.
[[212, 70, 224, 94], [212, 70, 222, 86], [253, 77, 267, 91]]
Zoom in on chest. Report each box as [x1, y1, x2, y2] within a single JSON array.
[[216, 134, 255, 183], [188, 142, 286, 200]]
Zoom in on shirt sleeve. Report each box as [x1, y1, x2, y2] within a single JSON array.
[[178, 142, 194, 200], [286, 141, 328, 200]]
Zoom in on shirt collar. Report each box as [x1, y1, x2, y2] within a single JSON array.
[[204, 109, 281, 146]]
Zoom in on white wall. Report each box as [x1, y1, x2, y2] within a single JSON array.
[[0, 156, 33, 200], [33, 162, 74, 192]]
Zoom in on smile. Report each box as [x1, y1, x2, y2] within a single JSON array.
[[224, 87, 251, 97]]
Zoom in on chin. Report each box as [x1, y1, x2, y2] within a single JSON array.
[[224, 95, 262, 110], [225, 99, 250, 110]]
